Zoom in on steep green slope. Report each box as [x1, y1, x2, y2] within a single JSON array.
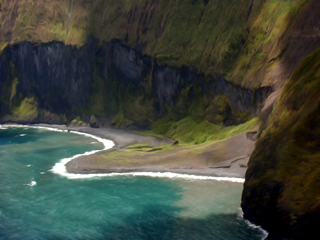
[[0, 0, 317, 141], [242, 47, 320, 239], [0, 0, 311, 88]]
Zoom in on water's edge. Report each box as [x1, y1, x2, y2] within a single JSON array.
[[0, 124, 246, 182], [0, 123, 269, 239]]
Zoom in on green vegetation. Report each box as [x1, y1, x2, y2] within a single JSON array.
[[0, 42, 8, 53], [243, 47, 320, 224], [96, 115, 259, 169], [112, 112, 134, 129], [0, 0, 313, 140], [70, 117, 84, 126], [0, 0, 318, 236], [125, 143, 173, 153], [0, 0, 309, 88], [148, 117, 259, 145], [12, 97, 38, 121]]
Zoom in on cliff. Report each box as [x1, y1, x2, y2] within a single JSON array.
[[242, 46, 320, 239], [0, 0, 315, 89], [240, 1, 320, 239], [0, 0, 317, 137], [1, 0, 320, 238], [0, 40, 270, 132]]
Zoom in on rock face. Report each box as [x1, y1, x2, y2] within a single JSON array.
[[0, 39, 271, 127], [0, 0, 315, 89], [242, 48, 320, 239], [1, 0, 320, 238]]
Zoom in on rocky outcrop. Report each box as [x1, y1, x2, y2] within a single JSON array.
[[242, 47, 320, 239], [0, 39, 271, 128]]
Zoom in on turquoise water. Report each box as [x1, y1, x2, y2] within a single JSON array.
[[0, 127, 265, 239]]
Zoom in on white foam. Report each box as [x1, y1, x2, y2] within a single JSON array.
[[50, 131, 115, 179], [24, 180, 37, 187], [238, 208, 269, 239], [0, 124, 67, 132], [51, 130, 244, 182], [26, 165, 31, 167], [0, 124, 245, 183], [30, 180, 37, 186], [51, 169, 245, 182], [20, 134, 26, 136]]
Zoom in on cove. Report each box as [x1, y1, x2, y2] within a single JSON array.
[[0, 126, 266, 239]]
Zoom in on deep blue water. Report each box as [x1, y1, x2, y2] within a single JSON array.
[[0, 127, 265, 239]]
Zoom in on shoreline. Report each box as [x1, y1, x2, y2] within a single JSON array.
[[0, 123, 269, 236], [0, 123, 253, 181]]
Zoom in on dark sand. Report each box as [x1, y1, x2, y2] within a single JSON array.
[[14, 124, 255, 178]]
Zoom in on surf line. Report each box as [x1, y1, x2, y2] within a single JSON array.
[[0, 124, 244, 183], [237, 208, 269, 239]]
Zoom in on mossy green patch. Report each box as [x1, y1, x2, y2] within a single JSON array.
[[151, 116, 259, 145], [125, 143, 173, 153], [0, 42, 8, 54], [12, 97, 38, 121], [70, 117, 84, 126], [112, 112, 134, 129]]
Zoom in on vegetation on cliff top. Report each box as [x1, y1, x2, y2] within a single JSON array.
[[0, 0, 311, 88]]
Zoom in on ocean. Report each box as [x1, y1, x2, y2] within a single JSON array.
[[0, 126, 266, 239]]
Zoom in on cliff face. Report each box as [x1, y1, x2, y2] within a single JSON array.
[[240, 1, 320, 239], [0, 0, 315, 130], [0, 39, 270, 129], [1, 0, 320, 238], [242, 47, 320, 239], [0, 0, 314, 89]]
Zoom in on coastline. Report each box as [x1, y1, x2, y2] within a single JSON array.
[[0, 123, 269, 237], [0, 123, 254, 180]]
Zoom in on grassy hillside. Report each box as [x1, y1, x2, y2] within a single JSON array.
[[0, 0, 314, 89]]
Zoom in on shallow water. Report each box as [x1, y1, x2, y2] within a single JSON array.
[[0, 127, 265, 239]]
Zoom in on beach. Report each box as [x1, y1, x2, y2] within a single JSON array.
[[2, 123, 254, 179]]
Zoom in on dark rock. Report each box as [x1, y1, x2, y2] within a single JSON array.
[[0, 40, 271, 127], [89, 122, 99, 128], [172, 140, 179, 145], [246, 131, 257, 141], [118, 122, 127, 129], [89, 115, 99, 128]]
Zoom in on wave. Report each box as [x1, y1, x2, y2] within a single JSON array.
[[0, 124, 245, 183], [0, 124, 67, 132], [237, 208, 269, 239], [23, 180, 37, 187]]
